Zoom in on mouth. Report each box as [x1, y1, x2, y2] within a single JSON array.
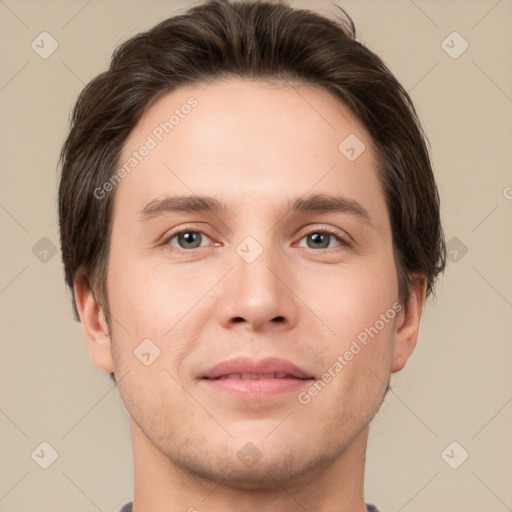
[[200, 356, 315, 379], [204, 372, 312, 380], [199, 357, 315, 399]]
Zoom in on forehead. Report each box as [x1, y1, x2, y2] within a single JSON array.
[[114, 79, 384, 222], [123, 78, 372, 159]]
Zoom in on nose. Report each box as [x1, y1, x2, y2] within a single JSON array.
[[214, 241, 299, 333]]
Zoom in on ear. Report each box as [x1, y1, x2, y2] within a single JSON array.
[[73, 271, 115, 373], [391, 276, 427, 373]]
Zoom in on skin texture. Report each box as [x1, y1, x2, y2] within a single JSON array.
[[75, 79, 426, 512]]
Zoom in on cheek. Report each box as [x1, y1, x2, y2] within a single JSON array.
[[303, 255, 398, 340], [106, 253, 218, 368], [108, 254, 191, 328], [299, 256, 398, 394]]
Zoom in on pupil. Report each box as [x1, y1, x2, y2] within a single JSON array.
[[180, 232, 201, 248], [309, 233, 329, 248]]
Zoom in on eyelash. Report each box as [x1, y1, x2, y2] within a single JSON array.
[[162, 225, 351, 253]]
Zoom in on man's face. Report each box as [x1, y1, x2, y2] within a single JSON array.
[[105, 79, 402, 487]]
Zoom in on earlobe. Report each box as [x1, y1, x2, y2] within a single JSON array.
[[391, 276, 427, 373], [74, 272, 115, 373]]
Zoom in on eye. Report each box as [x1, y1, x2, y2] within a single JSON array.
[[167, 230, 212, 250], [297, 230, 347, 250], [163, 227, 348, 252]]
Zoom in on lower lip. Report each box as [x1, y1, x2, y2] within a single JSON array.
[[201, 377, 313, 399]]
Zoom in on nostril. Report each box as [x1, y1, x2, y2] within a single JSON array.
[[272, 316, 285, 323], [233, 317, 245, 323]]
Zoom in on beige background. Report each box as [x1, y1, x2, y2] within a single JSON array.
[[1, 0, 511, 511]]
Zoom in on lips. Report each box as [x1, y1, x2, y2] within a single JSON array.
[[200, 356, 315, 380], [214, 372, 301, 380]]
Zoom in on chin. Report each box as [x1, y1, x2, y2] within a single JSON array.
[[166, 441, 336, 490]]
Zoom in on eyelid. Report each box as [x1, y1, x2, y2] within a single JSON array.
[[159, 223, 353, 252], [295, 224, 353, 247], [161, 224, 218, 249]]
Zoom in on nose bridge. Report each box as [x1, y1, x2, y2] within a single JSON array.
[[234, 234, 284, 304], [231, 211, 281, 281], [216, 232, 298, 330]]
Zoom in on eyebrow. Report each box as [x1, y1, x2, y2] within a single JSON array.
[[289, 194, 373, 226], [138, 193, 373, 227], [138, 195, 227, 221]]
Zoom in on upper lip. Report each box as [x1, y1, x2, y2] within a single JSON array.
[[200, 357, 314, 379]]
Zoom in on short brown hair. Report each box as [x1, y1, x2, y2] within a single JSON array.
[[59, 0, 446, 324]]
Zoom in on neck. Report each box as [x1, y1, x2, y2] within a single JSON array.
[[130, 419, 370, 512]]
